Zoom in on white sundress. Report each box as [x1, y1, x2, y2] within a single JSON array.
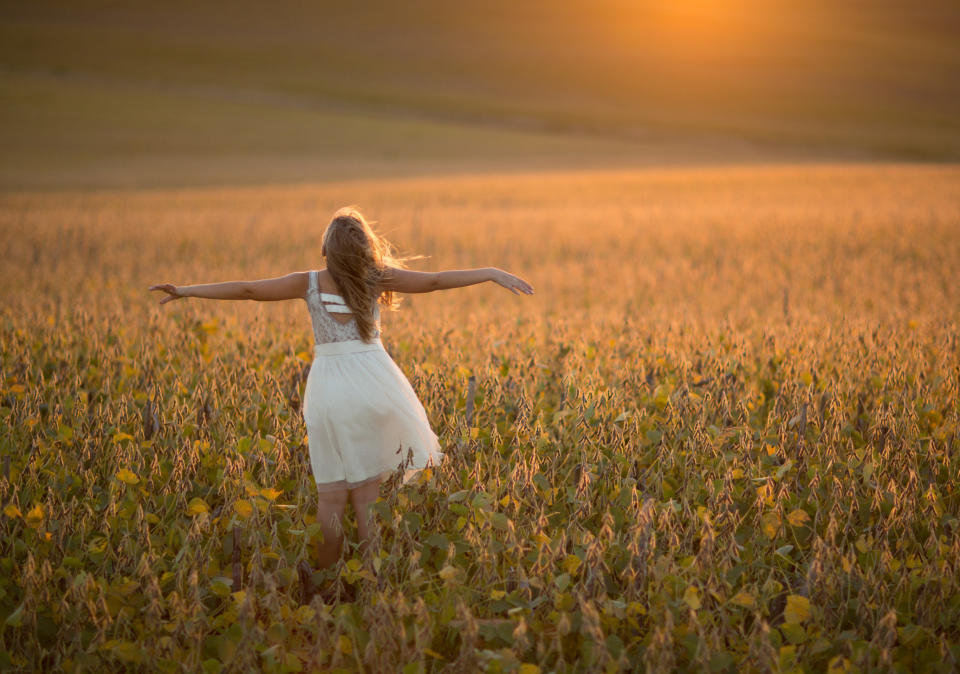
[[301, 270, 443, 491]]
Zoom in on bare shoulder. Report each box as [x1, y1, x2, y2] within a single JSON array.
[[285, 270, 313, 300], [315, 268, 340, 294], [293, 270, 312, 291]]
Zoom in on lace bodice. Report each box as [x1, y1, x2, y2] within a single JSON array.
[[304, 270, 380, 344]]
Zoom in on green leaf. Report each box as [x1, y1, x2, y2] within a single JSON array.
[[780, 621, 807, 644], [4, 602, 24, 627]]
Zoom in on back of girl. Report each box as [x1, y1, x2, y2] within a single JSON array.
[[150, 205, 533, 601]]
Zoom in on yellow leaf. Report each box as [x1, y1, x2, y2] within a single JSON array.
[[116, 468, 139, 485], [4, 504, 22, 519], [762, 511, 780, 539], [186, 497, 209, 516], [112, 432, 134, 444], [730, 468, 745, 479], [423, 649, 446, 661], [337, 635, 352, 654], [210, 579, 232, 596], [783, 594, 812, 624], [490, 589, 506, 600], [260, 487, 282, 501], [25, 503, 44, 529], [787, 509, 810, 527], [780, 645, 797, 668], [519, 665, 541, 674], [562, 555, 582, 575], [683, 585, 701, 611], [438, 565, 459, 581], [827, 656, 852, 674], [234, 500, 253, 518], [731, 591, 756, 608]]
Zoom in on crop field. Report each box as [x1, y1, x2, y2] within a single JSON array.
[[1, 163, 959, 671]]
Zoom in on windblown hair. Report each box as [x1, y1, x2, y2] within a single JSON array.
[[321, 207, 405, 342]]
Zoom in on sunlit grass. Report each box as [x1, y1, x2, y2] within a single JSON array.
[[1, 163, 958, 671]]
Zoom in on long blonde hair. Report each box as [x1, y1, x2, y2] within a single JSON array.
[[321, 206, 404, 342]]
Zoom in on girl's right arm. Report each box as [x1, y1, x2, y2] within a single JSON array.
[[149, 272, 309, 304], [380, 267, 534, 295]]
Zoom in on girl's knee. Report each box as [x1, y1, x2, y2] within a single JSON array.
[[317, 488, 348, 507], [349, 481, 380, 509], [316, 489, 348, 525]]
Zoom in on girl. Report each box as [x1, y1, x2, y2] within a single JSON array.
[[149, 206, 533, 588]]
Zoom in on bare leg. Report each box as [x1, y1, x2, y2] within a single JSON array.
[[315, 488, 348, 569], [349, 479, 382, 557]]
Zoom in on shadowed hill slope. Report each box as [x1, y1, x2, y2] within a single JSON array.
[[2, 0, 958, 189]]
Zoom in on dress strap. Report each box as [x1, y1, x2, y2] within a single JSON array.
[[308, 270, 319, 295], [319, 291, 352, 314]]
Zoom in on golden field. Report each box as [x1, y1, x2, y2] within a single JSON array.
[[1, 163, 959, 671]]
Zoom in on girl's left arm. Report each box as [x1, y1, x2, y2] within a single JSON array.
[[149, 272, 309, 304]]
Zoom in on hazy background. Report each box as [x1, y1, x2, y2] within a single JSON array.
[[2, 0, 958, 190]]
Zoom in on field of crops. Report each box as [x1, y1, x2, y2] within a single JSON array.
[[2, 163, 959, 672]]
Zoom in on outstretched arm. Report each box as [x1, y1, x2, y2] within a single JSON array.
[[380, 266, 534, 295], [149, 271, 309, 304]]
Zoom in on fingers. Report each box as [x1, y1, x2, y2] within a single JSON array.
[[513, 278, 534, 295], [503, 281, 532, 295], [511, 274, 534, 295], [496, 273, 534, 295]]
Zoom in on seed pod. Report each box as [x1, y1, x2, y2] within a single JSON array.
[[142, 397, 160, 441]]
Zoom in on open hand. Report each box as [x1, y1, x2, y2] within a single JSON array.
[[149, 283, 185, 304], [491, 269, 534, 295]]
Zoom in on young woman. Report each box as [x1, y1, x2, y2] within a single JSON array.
[[149, 206, 533, 588]]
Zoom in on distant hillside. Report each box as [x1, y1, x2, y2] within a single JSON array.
[[2, 0, 958, 188]]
